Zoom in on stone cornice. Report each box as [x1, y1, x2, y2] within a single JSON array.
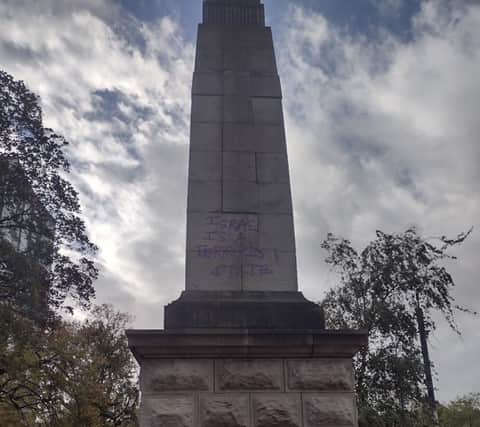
[[126, 329, 368, 361]]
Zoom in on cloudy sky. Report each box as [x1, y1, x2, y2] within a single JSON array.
[[1, 0, 479, 402]]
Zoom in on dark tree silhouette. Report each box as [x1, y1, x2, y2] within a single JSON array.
[[0, 69, 98, 319], [322, 227, 474, 426]]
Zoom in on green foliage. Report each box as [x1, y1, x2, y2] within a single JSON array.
[[0, 70, 137, 425], [0, 305, 139, 426], [321, 227, 474, 426], [0, 69, 98, 316], [439, 394, 480, 427]]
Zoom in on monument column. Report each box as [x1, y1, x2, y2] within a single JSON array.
[[127, 1, 367, 425]]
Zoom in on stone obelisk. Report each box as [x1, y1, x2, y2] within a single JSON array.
[[127, 1, 367, 426]]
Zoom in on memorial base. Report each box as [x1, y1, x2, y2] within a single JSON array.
[[164, 291, 325, 329], [127, 329, 367, 427]]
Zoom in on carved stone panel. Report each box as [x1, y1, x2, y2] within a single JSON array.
[[252, 394, 301, 427], [199, 394, 249, 427], [141, 395, 194, 427], [287, 359, 354, 391], [303, 394, 356, 427], [216, 359, 283, 391], [141, 359, 213, 394]]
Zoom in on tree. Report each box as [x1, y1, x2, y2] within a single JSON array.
[[0, 69, 101, 422], [321, 227, 474, 426], [439, 393, 480, 427], [0, 69, 98, 319], [0, 305, 139, 426]]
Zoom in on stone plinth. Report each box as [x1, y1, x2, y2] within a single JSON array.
[[127, 329, 367, 427], [164, 291, 325, 329]]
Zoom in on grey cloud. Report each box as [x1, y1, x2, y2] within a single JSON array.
[[278, 1, 479, 401]]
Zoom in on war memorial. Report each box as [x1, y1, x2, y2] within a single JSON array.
[[127, 1, 367, 425]]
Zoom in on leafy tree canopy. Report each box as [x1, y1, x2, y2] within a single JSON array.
[[0, 305, 139, 426], [322, 227, 474, 426], [0, 69, 98, 320]]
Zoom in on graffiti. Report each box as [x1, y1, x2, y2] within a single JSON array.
[[193, 214, 275, 278], [210, 264, 273, 278]]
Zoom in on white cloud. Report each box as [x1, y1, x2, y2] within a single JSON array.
[[1, 0, 479, 403], [278, 1, 480, 401], [0, 0, 194, 319]]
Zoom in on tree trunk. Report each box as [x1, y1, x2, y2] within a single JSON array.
[[415, 302, 439, 425]]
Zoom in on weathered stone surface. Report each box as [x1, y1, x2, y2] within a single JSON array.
[[223, 123, 286, 153], [216, 359, 283, 391], [197, 25, 223, 50], [250, 74, 282, 98], [200, 394, 249, 427], [242, 250, 297, 292], [252, 394, 301, 427], [224, 71, 250, 96], [164, 291, 326, 329], [258, 183, 293, 213], [303, 394, 356, 427], [222, 181, 259, 213], [252, 98, 283, 124], [187, 180, 221, 212], [258, 214, 295, 251], [186, 212, 259, 251], [190, 123, 222, 152], [189, 151, 222, 181], [224, 95, 253, 123], [186, 248, 242, 291], [223, 152, 256, 182], [142, 395, 194, 427], [256, 153, 289, 183], [141, 360, 212, 393], [287, 359, 354, 391], [224, 47, 250, 72], [191, 95, 223, 122], [250, 48, 277, 73], [196, 48, 223, 72], [193, 72, 224, 95]]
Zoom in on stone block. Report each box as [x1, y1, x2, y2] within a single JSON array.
[[247, 28, 274, 49], [224, 47, 250, 72], [303, 394, 356, 427], [252, 125, 287, 153], [224, 95, 253, 123], [189, 151, 222, 181], [199, 394, 249, 427], [258, 214, 295, 251], [190, 123, 222, 152], [256, 153, 289, 183], [196, 48, 223, 72], [141, 359, 213, 394], [141, 395, 194, 427], [250, 48, 277, 73], [223, 181, 259, 213], [224, 71, 250, 96], [186, 212, 259, 251], [223, 152, 256, 182], [252, 98, 283, 124], [223, 124, 286, 153], [222, 27, 273, 49], [186, 249, 242, 291], [187, 180, 221, 212], [252, 394, 301, 427], [216, 359, 283, 391], [193, 72, 224, 95], [191, 95, 223, 123], [259, 183, 293, 213], [287, 359, 354, 391], [242, 249, 297, 292], [250, 74, 282, 98], [197, 25, 223, 50]]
